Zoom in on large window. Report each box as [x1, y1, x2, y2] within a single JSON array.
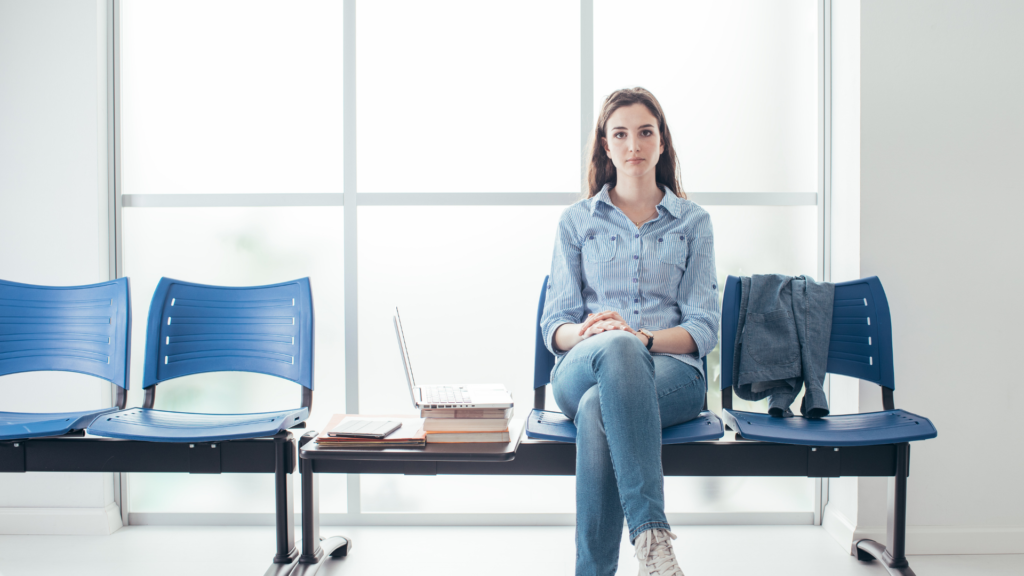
[[117, 0, 827, 524]]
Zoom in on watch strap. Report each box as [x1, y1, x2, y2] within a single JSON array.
[[641, 329, 654, 350]]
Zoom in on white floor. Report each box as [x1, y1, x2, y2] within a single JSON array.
[[0, 525, 1022, 575]]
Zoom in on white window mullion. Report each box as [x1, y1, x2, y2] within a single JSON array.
[[343, 0, 361, 517]]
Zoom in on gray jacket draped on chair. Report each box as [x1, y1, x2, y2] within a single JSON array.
[[732, 274, 834, 418]]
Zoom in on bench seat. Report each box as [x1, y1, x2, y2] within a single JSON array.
[[526, 408, 724, 444], [0, 407, 117, 441], [87, 406, 309, 443], [722, 408, 937, 447]]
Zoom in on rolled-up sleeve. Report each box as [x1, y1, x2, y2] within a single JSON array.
[[676, 209, 720, 358], [540, 211, 585, 358]]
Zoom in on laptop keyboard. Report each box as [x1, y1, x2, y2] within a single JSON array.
[[422, 386, 472, 405]]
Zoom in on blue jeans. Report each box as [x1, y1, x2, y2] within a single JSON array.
[[551, 330, 705, 576]]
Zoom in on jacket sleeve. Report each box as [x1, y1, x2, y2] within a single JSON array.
[[540, 210, 585, 358], [676, 209, 720, 358]]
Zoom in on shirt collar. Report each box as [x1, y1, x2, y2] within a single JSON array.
[[589, 182, 686, 219]]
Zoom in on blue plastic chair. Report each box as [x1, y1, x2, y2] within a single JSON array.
[[87, 277, 312, 442], [0, 278, 130, 441], [528, 275, 724, 443], [719, 275, 937, 446]]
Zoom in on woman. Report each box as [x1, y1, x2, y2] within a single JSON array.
[[540, 87, 719, 576]]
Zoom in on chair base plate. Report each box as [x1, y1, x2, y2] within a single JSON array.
[[855, 539, 916, 576], [274, 536, 351, 576]]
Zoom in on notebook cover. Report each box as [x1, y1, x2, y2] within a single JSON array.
[[316, 439, 426, 448], [525, 409, 724, 444], [317, 414, 425, 443]]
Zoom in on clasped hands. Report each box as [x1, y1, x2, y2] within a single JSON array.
[[578, 310, 649, 347]]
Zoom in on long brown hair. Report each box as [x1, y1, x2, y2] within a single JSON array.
[[584, 87, 685, 199]]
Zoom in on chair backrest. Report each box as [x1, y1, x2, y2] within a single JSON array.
[[534, 276, 557, 390], [0, 277, 131, 399], [533, 275, 708, 389], [142, 278, 314, 401], [720, 275, 895, 391]]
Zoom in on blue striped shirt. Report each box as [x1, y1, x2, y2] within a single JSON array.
[[540, 183, 720, 378]]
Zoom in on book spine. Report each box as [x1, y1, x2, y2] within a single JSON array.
[[425, 431, 510, 443], [422, 418, 510, 432]]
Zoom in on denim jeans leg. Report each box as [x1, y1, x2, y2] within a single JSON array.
[[552, 330, 667, 574], [652, 356, 705, 426], [572, 385, 624, 575]]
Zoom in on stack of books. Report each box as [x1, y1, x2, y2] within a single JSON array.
[[421, 406, 513, 443], [315, 414, 426, 448]]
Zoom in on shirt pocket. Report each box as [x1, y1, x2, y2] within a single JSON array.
[[742, 308, 800, 366], [582, 234, 618, 263], [655, 234, 688, 267]]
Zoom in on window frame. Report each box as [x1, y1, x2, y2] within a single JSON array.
[[108, 0, 834, 527]]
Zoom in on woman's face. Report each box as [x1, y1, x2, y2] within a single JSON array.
[[601, 103, 664, 180]]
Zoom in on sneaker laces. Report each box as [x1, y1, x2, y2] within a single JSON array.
[[635, 529, 685, 576]]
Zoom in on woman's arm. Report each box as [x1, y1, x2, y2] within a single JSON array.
[[552, 322, 585, 352], [573, 311, 696, 354], [540, 212, 586, 356], [646, 326, 697, 355], [674, 210, 721, 357], [553, 314, 640, 352]]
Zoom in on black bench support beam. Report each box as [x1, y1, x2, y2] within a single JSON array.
[[291, 434, 350, 576], [0, 441, 26, 473], [1, 432, 300, 575], [308, 440, 898, 478], [298, 433, 914, 575], [854, 442, 914, 575], [12, 435, 292, 473]]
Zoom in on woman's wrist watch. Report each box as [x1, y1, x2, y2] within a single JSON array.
[[639, 329, 654, 351]]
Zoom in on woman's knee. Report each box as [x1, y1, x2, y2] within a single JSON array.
[[591, 330, 649, 364], [574, 386, 604, 430]]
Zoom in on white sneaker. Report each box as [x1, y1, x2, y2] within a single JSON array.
[[634, 528, 685, 576]]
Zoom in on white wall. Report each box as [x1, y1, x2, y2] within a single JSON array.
[[0, 0, 120, 534], [855, 0, 1024, 554]]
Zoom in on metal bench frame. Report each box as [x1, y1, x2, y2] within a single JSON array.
[[291, 275, 921, 576]]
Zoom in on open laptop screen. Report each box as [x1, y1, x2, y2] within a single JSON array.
[[393, 308, 418, 406]]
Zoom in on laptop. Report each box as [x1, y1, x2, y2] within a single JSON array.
[[393, 308, 514, 409]]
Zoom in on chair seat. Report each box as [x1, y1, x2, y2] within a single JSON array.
[[722, 408, 938, 447], [526, 409, 724, 444], [86, 407, 309, 442], [0, 407, 118, 441]]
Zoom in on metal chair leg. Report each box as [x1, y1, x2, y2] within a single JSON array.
[[264, 433, 302, 576], [282, 447, 351, 576], [299, 456, 324, 564], [854, 443, 916, 576], [273, 433, 299, 564]]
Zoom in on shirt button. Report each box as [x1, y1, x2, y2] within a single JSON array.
[[658, 238, 664, 242], [633, 311, 639, 314], [634, 234, 639, 238], [634, 299, 639, 303], [611, 236, 616, 240], [633, 255, 638, 260], [632, 278, 638, 283]]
